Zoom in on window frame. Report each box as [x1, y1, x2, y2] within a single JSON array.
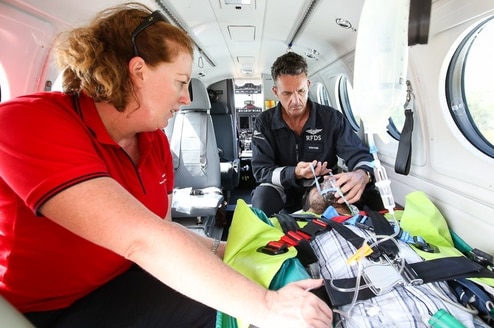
[[445, 16, 494, 158], [337, 75, 360, 132]]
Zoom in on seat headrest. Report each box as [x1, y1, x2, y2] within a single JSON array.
[[180, 78, 211, 112], [210, 102, 230, 115]]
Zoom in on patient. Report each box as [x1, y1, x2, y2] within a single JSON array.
[[301, 177, 356, 216]]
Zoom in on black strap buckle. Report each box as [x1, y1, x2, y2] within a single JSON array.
[[258, 241, 288, 255], [413, 236, 438, 253], [468, 248, 493, 268]]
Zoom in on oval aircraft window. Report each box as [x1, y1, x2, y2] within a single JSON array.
[[446, 16, 494, 157], [309, 82, 331, 107], [338, 73, 404, 139], [337, 75, 361, 133]]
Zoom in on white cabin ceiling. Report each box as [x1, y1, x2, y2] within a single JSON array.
[[3, 0, 442, 85], [2, 0, 377, 84], [156, 0, 365, 83]]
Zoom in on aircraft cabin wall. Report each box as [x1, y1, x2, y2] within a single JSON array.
[[0, 2, 56, 100], [311, 0, 494, 255]]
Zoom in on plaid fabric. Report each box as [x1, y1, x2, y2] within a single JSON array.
[[312, 226, 490, 328]]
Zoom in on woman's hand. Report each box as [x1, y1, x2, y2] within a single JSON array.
[[258, 279, 333, 328]]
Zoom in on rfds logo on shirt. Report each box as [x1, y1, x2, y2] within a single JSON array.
[[306, 128, 322, 141]]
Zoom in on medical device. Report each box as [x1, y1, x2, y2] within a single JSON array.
[[353, 0, 410, 219], [310, 164, 358, 215]]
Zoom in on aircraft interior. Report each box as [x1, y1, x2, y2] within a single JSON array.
[[1, 0, 494, 327]]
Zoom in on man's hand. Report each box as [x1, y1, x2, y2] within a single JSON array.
[[295, 160, 331, 179], [332, 169, 369, 204]]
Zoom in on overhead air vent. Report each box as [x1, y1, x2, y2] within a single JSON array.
[[237, 56, 255, 64], [228, 25, 256, 41], [237, 56, 255, 75], [241, 67, 253, 75]]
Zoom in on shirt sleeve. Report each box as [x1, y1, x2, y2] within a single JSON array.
[[333, 111, 374, 173], [251, 112, 299, 188], [0, 95, 109, 213]]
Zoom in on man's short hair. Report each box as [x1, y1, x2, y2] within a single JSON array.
[[270, 51, 308, 82]]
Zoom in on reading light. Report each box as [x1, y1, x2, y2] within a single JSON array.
[[336, 18, 357, 31], [225, 0, 252, 4]]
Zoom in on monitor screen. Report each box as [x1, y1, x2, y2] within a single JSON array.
[[239, 116, 250, 129]]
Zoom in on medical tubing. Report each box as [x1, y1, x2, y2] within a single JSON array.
[[333, 306, 431, 328], [334, 240, 479, 326], [328, 229, 439, 327], [329, 232, 404, 295], [309, 163, 322, 194], [330, 132, 409, 324], [330, 229, 406, 325], [428, 309, 468, 328], [310, 162, 357, 215], [327, 217, 403, 303], [367, 133, 396, 218], [328, 171, 358, 215]]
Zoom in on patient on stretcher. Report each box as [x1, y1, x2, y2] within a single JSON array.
[[302, 183, 355, 216]]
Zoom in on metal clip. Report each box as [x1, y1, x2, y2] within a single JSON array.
[[404, 80, 415, 111]]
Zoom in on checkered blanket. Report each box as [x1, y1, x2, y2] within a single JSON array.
[[312, 226, 490, 328]]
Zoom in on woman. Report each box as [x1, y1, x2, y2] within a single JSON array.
[[0, 3, 332, 327]]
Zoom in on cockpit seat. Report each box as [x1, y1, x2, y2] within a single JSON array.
[[168, 78, 223, 219], [210, 101, 240, 197]]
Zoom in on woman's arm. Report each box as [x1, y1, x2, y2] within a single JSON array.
[[165, 193, 173, 221], [40, 177, 331, 327]]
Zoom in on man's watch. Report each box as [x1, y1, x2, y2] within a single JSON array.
[[360, 170, 372, 184], [364, 170, 372, 183]]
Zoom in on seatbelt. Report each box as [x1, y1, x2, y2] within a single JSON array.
[[274, 213, 319, 267], [395, 80, 414, 175], [199, 114, 208, 170], [274, 213, 300, 234], [362, 207, 400, 257], [261, 212, 494, 307], [344, 207, 438, 253], [451, 230, 494, 269], [262, 213, 394, 265], [325, 257, 494, 307]]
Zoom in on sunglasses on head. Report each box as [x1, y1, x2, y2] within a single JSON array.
[[131, 10, 167, 58]]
